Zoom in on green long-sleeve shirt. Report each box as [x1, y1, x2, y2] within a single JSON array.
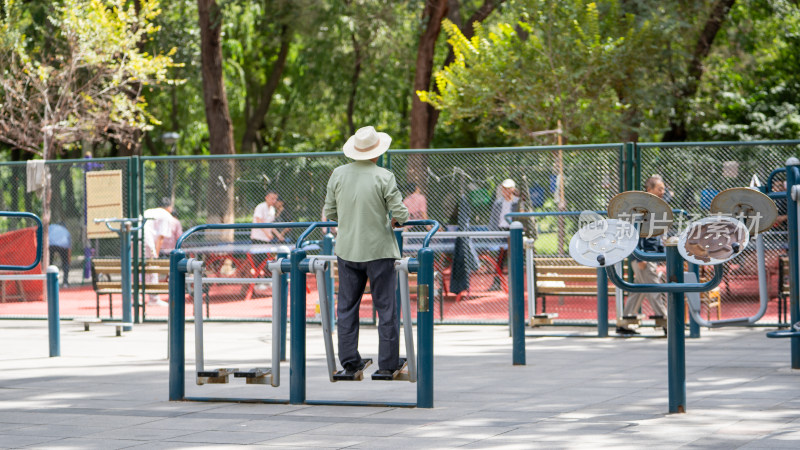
[[323, 161, 409, 262]]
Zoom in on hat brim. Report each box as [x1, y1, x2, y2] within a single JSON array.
[[343, 132, 392, 160]]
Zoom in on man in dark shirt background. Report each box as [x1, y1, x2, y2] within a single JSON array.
[[617, 175, 669, 335]]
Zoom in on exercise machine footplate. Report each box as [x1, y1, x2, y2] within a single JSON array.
[[332, 358, 373, 381]]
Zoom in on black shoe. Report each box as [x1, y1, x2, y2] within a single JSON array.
[[489, 279, 502, 291], [662, 327, 668, 337], [616, 326, 639, 335]]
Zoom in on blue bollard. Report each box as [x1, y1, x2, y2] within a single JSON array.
[[289, 248, 307, 405], [666, 244, 686, 413], [417, 247, 434, 408], [120, 222, 133, 331], [786, 160, 800, 369], [168, 250, 187, 401], [46, 266, 60, 357], [509, 222, 526, 365], [596, 267, 609, 338]]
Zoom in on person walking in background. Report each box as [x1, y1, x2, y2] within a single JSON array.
[[143, 197, 174, 306], [48, 223, 71, 287], [323, 125, 409, 379]]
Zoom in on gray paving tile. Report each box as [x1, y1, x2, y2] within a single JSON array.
[[3, 423, 107, 438], [24, 437, 143, 449], [164, 430, 285, 444], [254, 432, 370, 447], [0, 434, 60, 448]]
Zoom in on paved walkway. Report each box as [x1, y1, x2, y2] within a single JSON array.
[[1, 320, 798, 449]]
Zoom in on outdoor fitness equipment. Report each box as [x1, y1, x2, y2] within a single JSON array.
[[569, 190, 754, 413], [168, 220, 445, 408], [401, 224, 526, 356], [94, 217, 145, 331], [680, 187, 778, 328], [0, 211, 60, 357], [763, 158, 800, 367], [169, 222, 318, 404], [282, 220, 439, 407]]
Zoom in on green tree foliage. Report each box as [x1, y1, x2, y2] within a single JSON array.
[[418, 0, 660, 144], [691, 0, 800, 140], [0, 0, 181, 157]]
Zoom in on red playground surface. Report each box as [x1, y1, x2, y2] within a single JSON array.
[[0, 273, 788, 324]]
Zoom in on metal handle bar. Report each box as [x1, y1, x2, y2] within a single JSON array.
[[296, 222, 338, 249], [0, 211, 43, 271], [505, 209, 690, 222], [176, 222, 319, 249], [94, 217, 146, 233], [297, 220, 441, 249], [397, 220, 440, 247], [605, 264, 724, 293]]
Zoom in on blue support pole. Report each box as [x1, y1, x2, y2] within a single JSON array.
[[120, 222, 133, 331], [688, 263, 701, 339], [46, 266, 60, 357], [322, 233, 335, 330], [168, 250, 187, 401], [278, 250, 289, 362], [787, 160, 800, 369], [596, 267, 609, 338], [289, 248, 307, 405], [509, 222, 526, 364], [417, 247, 434, 408], [666, 244, 686, 413], [395, 229, 404, 322]]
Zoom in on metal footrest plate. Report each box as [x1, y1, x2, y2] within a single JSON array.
[[197, 368, 238, 385], [333, 359, 372, 381], [531, 313, 558, 326], [372, 358, 408, 381], [233, 368, 273, 385]]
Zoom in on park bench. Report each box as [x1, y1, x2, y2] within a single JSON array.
[[90, 258, 170, 317], [531, 257, 623, 325]]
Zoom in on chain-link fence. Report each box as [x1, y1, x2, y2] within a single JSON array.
[[0, 157, 132, 318], [639, 141, 800, 327], [1, 141, 798, 325]]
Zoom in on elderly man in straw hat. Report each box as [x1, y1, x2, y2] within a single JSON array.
[[323, 126, 409, 380]]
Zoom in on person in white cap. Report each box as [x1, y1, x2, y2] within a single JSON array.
[[487, 179, 519, 291], [489, 178, 519, 231], [323, 126, 409, 379]]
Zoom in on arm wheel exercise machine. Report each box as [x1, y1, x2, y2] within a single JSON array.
[[569, 189, 776, 413]]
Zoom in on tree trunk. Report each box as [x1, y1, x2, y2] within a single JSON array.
[[408, 0, 448, 190], [240, 25, 292, 154], [662, 0, 736, 142], [346, 33, 363, 137], [198, 0, 236, 235], [428, 0, 505, 146]]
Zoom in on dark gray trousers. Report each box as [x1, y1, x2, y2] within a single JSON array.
[[336, 257, 399, 371]]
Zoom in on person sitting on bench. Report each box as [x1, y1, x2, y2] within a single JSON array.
[[323, 125, 409, 379]]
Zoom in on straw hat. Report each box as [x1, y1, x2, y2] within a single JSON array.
[[343, 126, 392, 160]]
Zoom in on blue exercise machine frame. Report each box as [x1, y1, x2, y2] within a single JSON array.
[[168, 220, 444, 408]]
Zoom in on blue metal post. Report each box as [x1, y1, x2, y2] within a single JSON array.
[[596, 267, 609, 338], [289, 248, 307, 404], [417, 247, 434, 408], [168, 250, 187, 401], [322, 233, 335, 330], [787, 160, 800, 369], [509, 222, 526, 364], [46, 266, 60, 357], [278, 250, 289, 362], [395, 229, 404, 321], [120, 222, 133, 331], [688, 263, 701, 339], [666, 243, 686, 413]]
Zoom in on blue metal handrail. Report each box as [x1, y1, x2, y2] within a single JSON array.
[[176, 222, 318, 249], [0, 211, 43, 271], [605, 264, 724, 293], [296, 220, 440, 249]]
